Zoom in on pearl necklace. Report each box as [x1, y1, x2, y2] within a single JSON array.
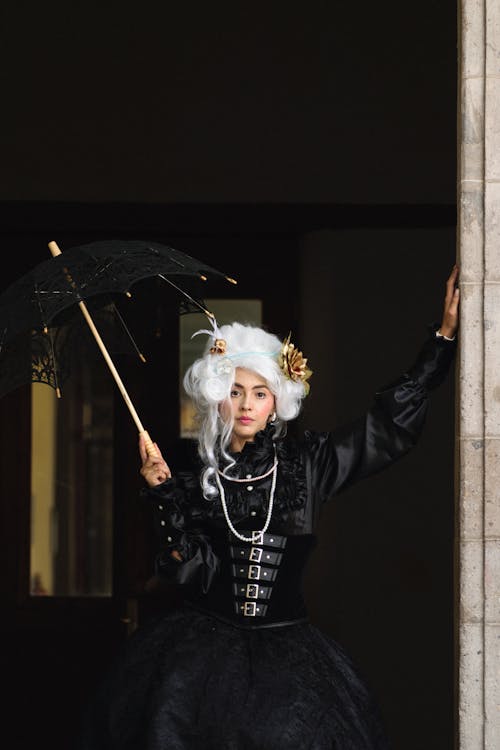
[[214, 446, 278, 543], [217, 456, 278, 483]]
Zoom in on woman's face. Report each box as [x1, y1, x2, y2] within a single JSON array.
[[221, 367, 276, 453]]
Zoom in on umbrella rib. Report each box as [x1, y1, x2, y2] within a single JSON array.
[[34, 283, 61, 396], [45, 328, 62, 397], [110, 303, 146, 363], [161, 254, 187, 270], [157, 274, 214, 320], [34, 284, 49, 333]]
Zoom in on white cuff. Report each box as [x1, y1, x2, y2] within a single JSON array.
[[435, 329, 456, 342]]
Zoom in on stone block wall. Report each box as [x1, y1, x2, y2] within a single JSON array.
[[459, 1, 500, 746]]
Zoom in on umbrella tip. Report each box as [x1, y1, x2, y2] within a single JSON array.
[[48, 241, 62, 257], [226, 276, 237, 285], [199, 274, 207, 282]]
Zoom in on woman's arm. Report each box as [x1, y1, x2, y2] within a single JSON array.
[[307, 266, 460, 502], [138, 437, 220, 591], [139, 434, 181, 561]]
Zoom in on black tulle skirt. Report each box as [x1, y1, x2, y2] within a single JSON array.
[[79, 606, 390, 750]]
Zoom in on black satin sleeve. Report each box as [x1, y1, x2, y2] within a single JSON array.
[[306, 322, 457, 503], [140, 473, 219, 594]]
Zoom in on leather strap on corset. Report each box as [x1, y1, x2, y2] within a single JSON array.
[[232, 582, 273, 600], [230, 530, 287, 618], [234, 601, 269, 617], [231, 563, 279, 582], [231, 545, 283, 566], [246, 531, 287, 549]]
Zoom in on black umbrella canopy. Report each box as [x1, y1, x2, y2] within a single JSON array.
[[0, 239, 237, 405], [0, 239, 236, 339]]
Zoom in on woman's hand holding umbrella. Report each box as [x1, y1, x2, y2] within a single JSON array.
[[138, 433, 171, 486]]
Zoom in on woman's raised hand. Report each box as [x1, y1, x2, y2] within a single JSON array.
[[139, 433, 172, 487], [439, 264, 460, 339]]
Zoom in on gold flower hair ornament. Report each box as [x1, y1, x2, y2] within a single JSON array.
[[191, 314, 227, 355], [209, 338, 227, 355], [278, 333, 313, 395]]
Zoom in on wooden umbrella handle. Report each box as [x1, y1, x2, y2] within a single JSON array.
[[139, 430, 159, 458], [48, 240, 159, 458]]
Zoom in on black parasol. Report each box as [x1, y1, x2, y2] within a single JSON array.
[[0, 239, 236, 454]]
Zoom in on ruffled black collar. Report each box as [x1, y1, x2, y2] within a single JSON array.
[[212, 424, 307, 520], [227, 422, 279, 464]]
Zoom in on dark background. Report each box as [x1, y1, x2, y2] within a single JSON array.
[[0, 3, 457, 749], [1, 2, 456, 205]]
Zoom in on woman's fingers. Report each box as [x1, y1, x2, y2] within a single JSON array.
[[142, 454, 167, 472], [439, 264, 460, 337], [140, 460, 170, 486], [445, 265, 459, 304], [446, 265, 460, 310], [449, 286, 460, 314]]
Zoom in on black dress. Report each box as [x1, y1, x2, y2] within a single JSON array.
[[80, 325, 456, 750]]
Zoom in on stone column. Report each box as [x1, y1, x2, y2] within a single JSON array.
[[458, 1, 500, 747]]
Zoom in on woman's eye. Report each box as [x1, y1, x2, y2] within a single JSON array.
[[230, 389, 240, 397], [256, 392, 267, 399]]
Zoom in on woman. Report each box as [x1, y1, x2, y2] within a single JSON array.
[[82, 267, 459, 749]]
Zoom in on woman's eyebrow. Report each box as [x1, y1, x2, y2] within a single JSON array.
[[232, 382, 269, 390]]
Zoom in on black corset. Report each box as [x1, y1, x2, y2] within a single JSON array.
[[184, 528, 317, 629], [230, 530, 287, 618]]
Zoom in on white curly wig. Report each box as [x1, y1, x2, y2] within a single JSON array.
[[183, 321, 308, 498]]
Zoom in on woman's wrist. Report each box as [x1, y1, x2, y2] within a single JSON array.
[[436, 328, 456, 341]]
